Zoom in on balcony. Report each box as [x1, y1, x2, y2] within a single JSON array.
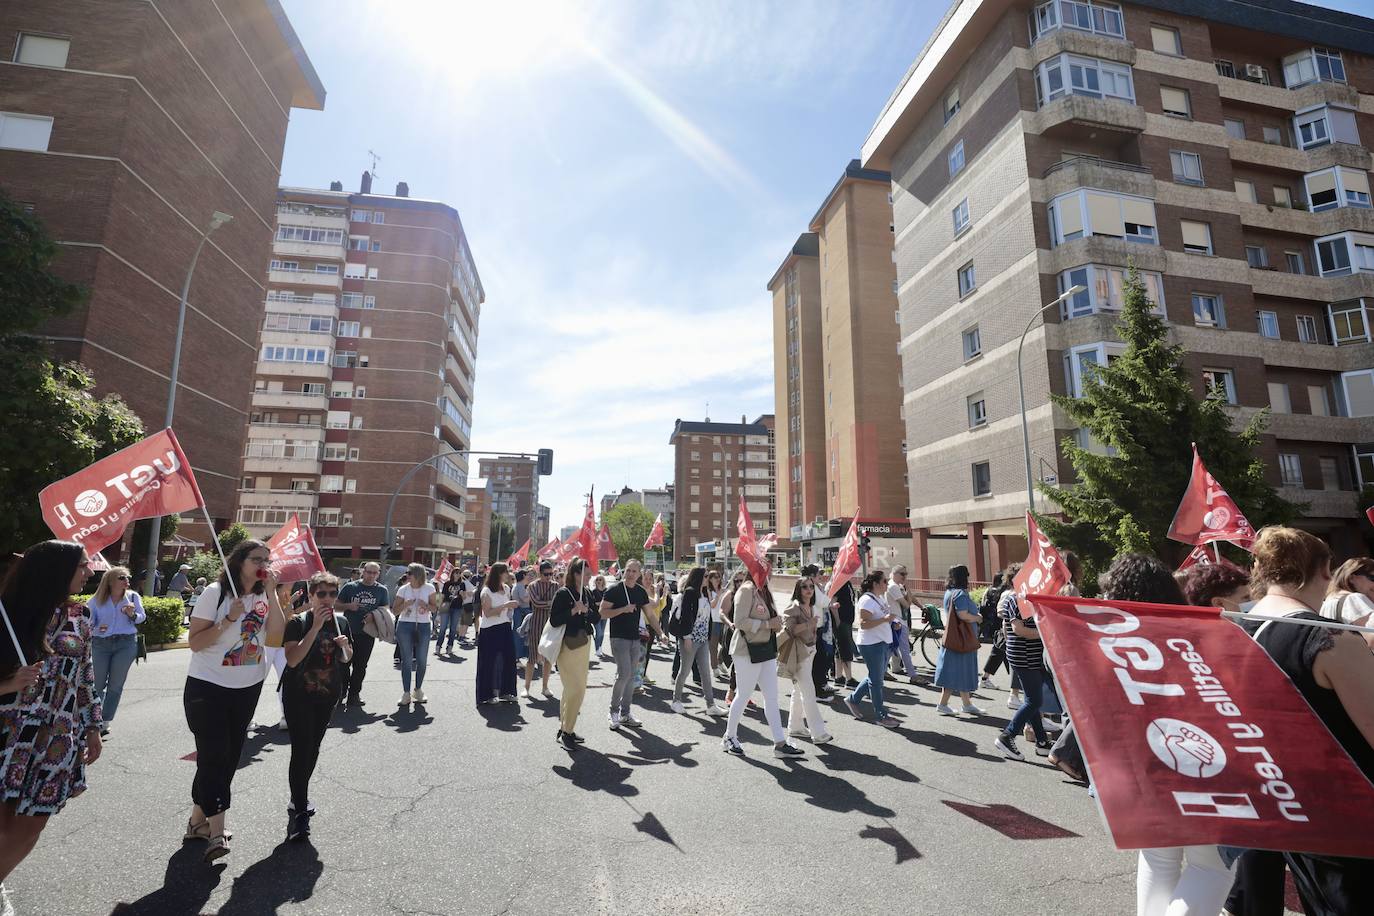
[[238, 489, 319, 511], [1040, 235, 1167, 277], [247, 422, 324, 441], [274, 206, 348, 232], [1040, 155, 1153, 200], [242, 454, 322, 475], [434, 500, 464, 524], [1250, 270, 1374, 302], [431, 529, 465, 552], [255, 358, 331, 379], [1217, 75, 1360, 114], [273, 239, 345, 261], [1027, 95, 1145, 139], [265, 295, 337, 317], [440, 412, 470, 448], [251, 390, 328, 411], [1227, 139, 1371, 174], [268, 268, 341, 289], [446, 364, 474, 402], [1237, 201, 1374, 236]]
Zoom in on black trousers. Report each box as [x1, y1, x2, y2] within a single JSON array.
[[812, 638, 833, 693], [347, 630, 375, 700], [283, 688, 338, 811], [183, 676, 264, 817], [983, 632, 1007, 676]]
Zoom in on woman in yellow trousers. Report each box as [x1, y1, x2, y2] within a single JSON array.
[[549, 558, 596, 749]]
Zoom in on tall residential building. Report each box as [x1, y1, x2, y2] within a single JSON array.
[[669, 415, 777, 563], [602, 485, 675, 522], [771, 161, 908, 540], [459, 483, 490, 565], [863, 0, 1374, 579], [533, 504, 551, 552], [0, 0, 324, 545], [478, 456, 540, 549], [237, 174, 482, 567]]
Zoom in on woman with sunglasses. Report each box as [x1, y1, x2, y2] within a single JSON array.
[[550, 558, 597, 748], [87, 565, 145, 734], [394, 563, 437, 707], [704, 568, 725, 676], [280, 572, 352, 841], [523, 561, 559, 699], [783, 577, 832, 744], [182, 539, 286, 862]]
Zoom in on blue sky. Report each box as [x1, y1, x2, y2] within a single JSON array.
[[276, 0, 939, 531]]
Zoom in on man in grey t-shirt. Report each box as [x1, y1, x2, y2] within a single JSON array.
[[337, 562, 389, 706]]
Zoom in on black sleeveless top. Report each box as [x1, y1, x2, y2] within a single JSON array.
[[1252, 611, 1374, 781]]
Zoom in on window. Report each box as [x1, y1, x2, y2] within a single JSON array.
[[323, 444, 347, 461], [1285, 251, 1305, 274], [1297, 315, 1319, 343], [336, 320, 360, 337], [1262, 126, 1285, 146], [1181, 220, 1212, 255], [301, 383, 326, 395], [348, 238, 367, 251], [1028, 1, 1124, 42], [1319, 457, 1342, 492], [1224, 118, 1246, 141], [326, 410, 350, 429], [1150, 26, 1181, 55], [1234, 180, 1256, 204], [1329, 301, 1372, 345], [263, 314, 332, 334], [333, 350, 357, 368], [1059, 265, 1165, 318], [967, 394, 987, 428], [952, 198, 970, 235], [1034, 53, 1135, 106], [1343, 369, 1374, 417], [1245, 245, 1268, 268], [0, 112, 53, 151], [1304, 168, 1371, 212], [1283, 48, 1346, 88], [1268, 382, 1292, 414], [367, 267, 379, 279], [1256, 310, 1279, 339], [948, 140, 965, 177], [972, 461, 992, 498], [15, 34, 70, 68], [363, 295, 375, 308], [350, 210, 370, 223], [279, 225, 345, 245], [372, 212, 384, 224], [1202, 368, 1237, 404], [1160, 86, 1191, 118], [957, 261, 976, 297], [321, 476, 343, 493], [344, 263, 366, 279], [1309, 385, 1330, 416], [1273, 186, 1292, 208], [962, 326, 981, 360], [1215, 59, 1236, 79], [345, 479, 357, 493], [1316, 233, 1374, 277], [944, 87, 960, 123], [370, 240, 382, 251], [261, 345, 328, 363], [1193, 294, 1224, 328], [1278, 454, 1303, 487], [1048, 190, 1157, 246], [1294, 106, 1359, 150], [1064, 343, 1121, 397], [1170, 150, 1203, 185], [313, 264, 338, 275]]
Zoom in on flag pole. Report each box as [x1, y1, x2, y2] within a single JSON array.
[[0, 599, 27, 667], [1220, 610, 1374, 635], [203, 504, 239, 598]]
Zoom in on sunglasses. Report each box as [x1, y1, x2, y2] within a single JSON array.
[[314, 589, 339, 598]]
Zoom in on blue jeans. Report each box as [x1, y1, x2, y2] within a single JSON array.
[[850, 641, 890, 718], [1004, 665, 1047, 743], [92, 633, 138, 723], [433, 607, 458, 648], [511, 608, 530, 659], [395, 621, 431, 693], [593, 618, 606, 654]]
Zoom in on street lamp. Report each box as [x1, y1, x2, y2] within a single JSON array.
[[1017, 284, 1086, 512], [142, 210, 233, 595]]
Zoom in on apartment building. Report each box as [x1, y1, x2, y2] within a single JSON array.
[[459, 483, 491, 565], [0, 0, 323, 546], [478, 456, 540, 550], [862, 0, 1374, 580], [533, 504, 551, 553], [668, 415, 778, 563], [771, 160, 908, 541], [602, 485, 675, 522], [237, 173, 482, 566]]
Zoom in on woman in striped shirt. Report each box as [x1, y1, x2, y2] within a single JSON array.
[[991, 563, 1053, 761]]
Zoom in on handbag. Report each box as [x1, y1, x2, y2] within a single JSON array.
[[941, 591, 980, 653], [537, 618, 565, 665]]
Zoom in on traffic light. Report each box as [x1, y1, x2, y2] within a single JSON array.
[[536, 448, 554, 476], [859, 529, 872, 555]]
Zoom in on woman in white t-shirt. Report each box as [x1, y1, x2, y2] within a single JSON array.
[[705, 568, 725, 675], [1322, 558, 1374, 627], [476, 563, 519, 706], [394, 563, 438, 707], [182, 539, 287, 863]]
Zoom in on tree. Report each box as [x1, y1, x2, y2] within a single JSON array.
[[604, 502, 655, 564], [1038, 265, 1299, 589], [0, 192, 146, 553], [489, 512, 515, 563], [218, 522, 252, 555]]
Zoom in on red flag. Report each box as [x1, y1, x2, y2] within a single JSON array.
[[1026, 593, 1374, 856], [1366, 506, 1374, 527], [537, 537, 561, 560], [1011, 511, 1071, 617], [608, 563, 620, 578], [88, 552, 111, 573], [555, 537, 581, 564], [828, 515, 862, 598], [506, 539, 530, 569], [39, 428, 204, 555], [267, 513, 325, 583], [596, 523, 618, 565], [735, 496, 770, 589], [1175, 543, 1216, 574], [643, 513, 665, 551], [578, 491, 598, 569], [434, 557, 454, 586], [1168, 445, 1257, 549]]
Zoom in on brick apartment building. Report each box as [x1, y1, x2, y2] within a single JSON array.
[[458, 483, 491, 566], [770, 160, 907, 542], [862, 0, 1374, 580], [668, 415, 778, 564], [236, 174, 482, 567], [601, 485, 675, 523], [478, 456, 540, 551], [0, 0, 324, 545]]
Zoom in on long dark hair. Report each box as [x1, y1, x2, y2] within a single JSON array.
[[0, 540, 85, 675], [216, 538, 269, 606], [486, 562, 509, 592], [682, 566, 706, 594], [564, 558, 586, 591], [790, 578, 814, 607], [945, 564, 969, 590]]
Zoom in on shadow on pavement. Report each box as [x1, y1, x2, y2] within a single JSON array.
[[859, 822, 922, 863], [815, 742, 919, 783], [109, 844, 224, 915], [238, 724, 290, 770], [384, 706, 434, 733], [476, 702, 525, 731], [633, 811, 682, 851], [334, 707, 387, 735], [896, 727, 1001, 762], [738, 756, 896, 818], [551, 745, 638, 798], [611, 728, 698, 768], [216, 842, 324, 914]]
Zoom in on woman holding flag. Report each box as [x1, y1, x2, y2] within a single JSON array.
[[182, 538, 287, 863]]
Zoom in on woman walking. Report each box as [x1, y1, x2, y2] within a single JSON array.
[[600, 559, 650, 730], [722, 574, 804, 759], [842, 570, 901, 728], [932, 565, 985, 717], [668, 567, 725, 717], [830, 573, 858, 687], [0, 542, 101, 907], [550, 558, 597, 749], [590, 574, 608, 663], [782, 577, 832, 743], [394, 563, 437, 706], [991, 563, 1055, 761], [524, 562, 558, 699], [280, 572, 352, 841], [705, 568, 725, 675], [476, 564, 518, 706], [87, 565, 145, 734], [182, 539, 287, 862]]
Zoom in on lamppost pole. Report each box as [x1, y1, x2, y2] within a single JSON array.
[[1017, 284, 1085, 513], [142, 211, 233, 595]]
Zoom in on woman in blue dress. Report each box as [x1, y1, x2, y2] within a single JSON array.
[[933, 564, 986, 716]]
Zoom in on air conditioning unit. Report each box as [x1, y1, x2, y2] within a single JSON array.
[[814, 515, 826, 525], [1244, 64, 1270, 85]]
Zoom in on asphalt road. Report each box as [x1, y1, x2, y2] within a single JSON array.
[[10, 633, 1142, 916]]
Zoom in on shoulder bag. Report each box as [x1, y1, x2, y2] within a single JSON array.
[[537, 588, 567, 666], [941, 590, 980, 654], [731, 587, 778, 663]]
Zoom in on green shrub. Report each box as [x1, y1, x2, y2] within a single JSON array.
[[75, 594, 185, 645], [969, 586, 988, 606]]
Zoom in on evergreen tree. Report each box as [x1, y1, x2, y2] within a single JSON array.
[[1038, 265, 1299, 587]]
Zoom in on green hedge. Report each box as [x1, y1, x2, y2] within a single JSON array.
[[75, 594, 186, 645]]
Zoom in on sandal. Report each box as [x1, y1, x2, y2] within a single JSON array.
[[203, 834, 230, 863], [184, 819, 231, 843], [1049, 754, 1087, 784]]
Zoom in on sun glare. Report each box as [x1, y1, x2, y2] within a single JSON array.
[[398, 0, 591, 86]]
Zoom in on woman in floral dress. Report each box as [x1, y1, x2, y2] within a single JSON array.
[[0, 541, 102, 911]]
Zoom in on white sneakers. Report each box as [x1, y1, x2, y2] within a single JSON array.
[[608, 712, 623, 730], [979, 675, 994, 689], [398, 691, 411, 705], [935, 704, 956, 716], [1006, 695, 1021, 709], [412, 688, 427, 704], [962, 704, 986, 716], [705, 705, 727, 718], [622, 713, 644, 728], [670, 700, 685, 714]]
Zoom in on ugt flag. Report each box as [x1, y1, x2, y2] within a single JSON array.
[[267, 513, 325, 583], [1026, 593, 1374, 856], [506, 539, 530, 569], [39, 428, 204, 555], [1167, 445, 1257, 549], [434, 557, 454, 586], [596, 523, 618, 566], [828, 515, 862, 598], [734, 496, 772, 588], [577, 490, 598, 570], [643, 513, 665, 551], [1011, 511, 1070, 617], [537, 537, 561, 561]]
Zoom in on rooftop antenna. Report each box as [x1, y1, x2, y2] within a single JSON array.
[[367, 149, 383, 179], [705, 400, 710, 422]]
